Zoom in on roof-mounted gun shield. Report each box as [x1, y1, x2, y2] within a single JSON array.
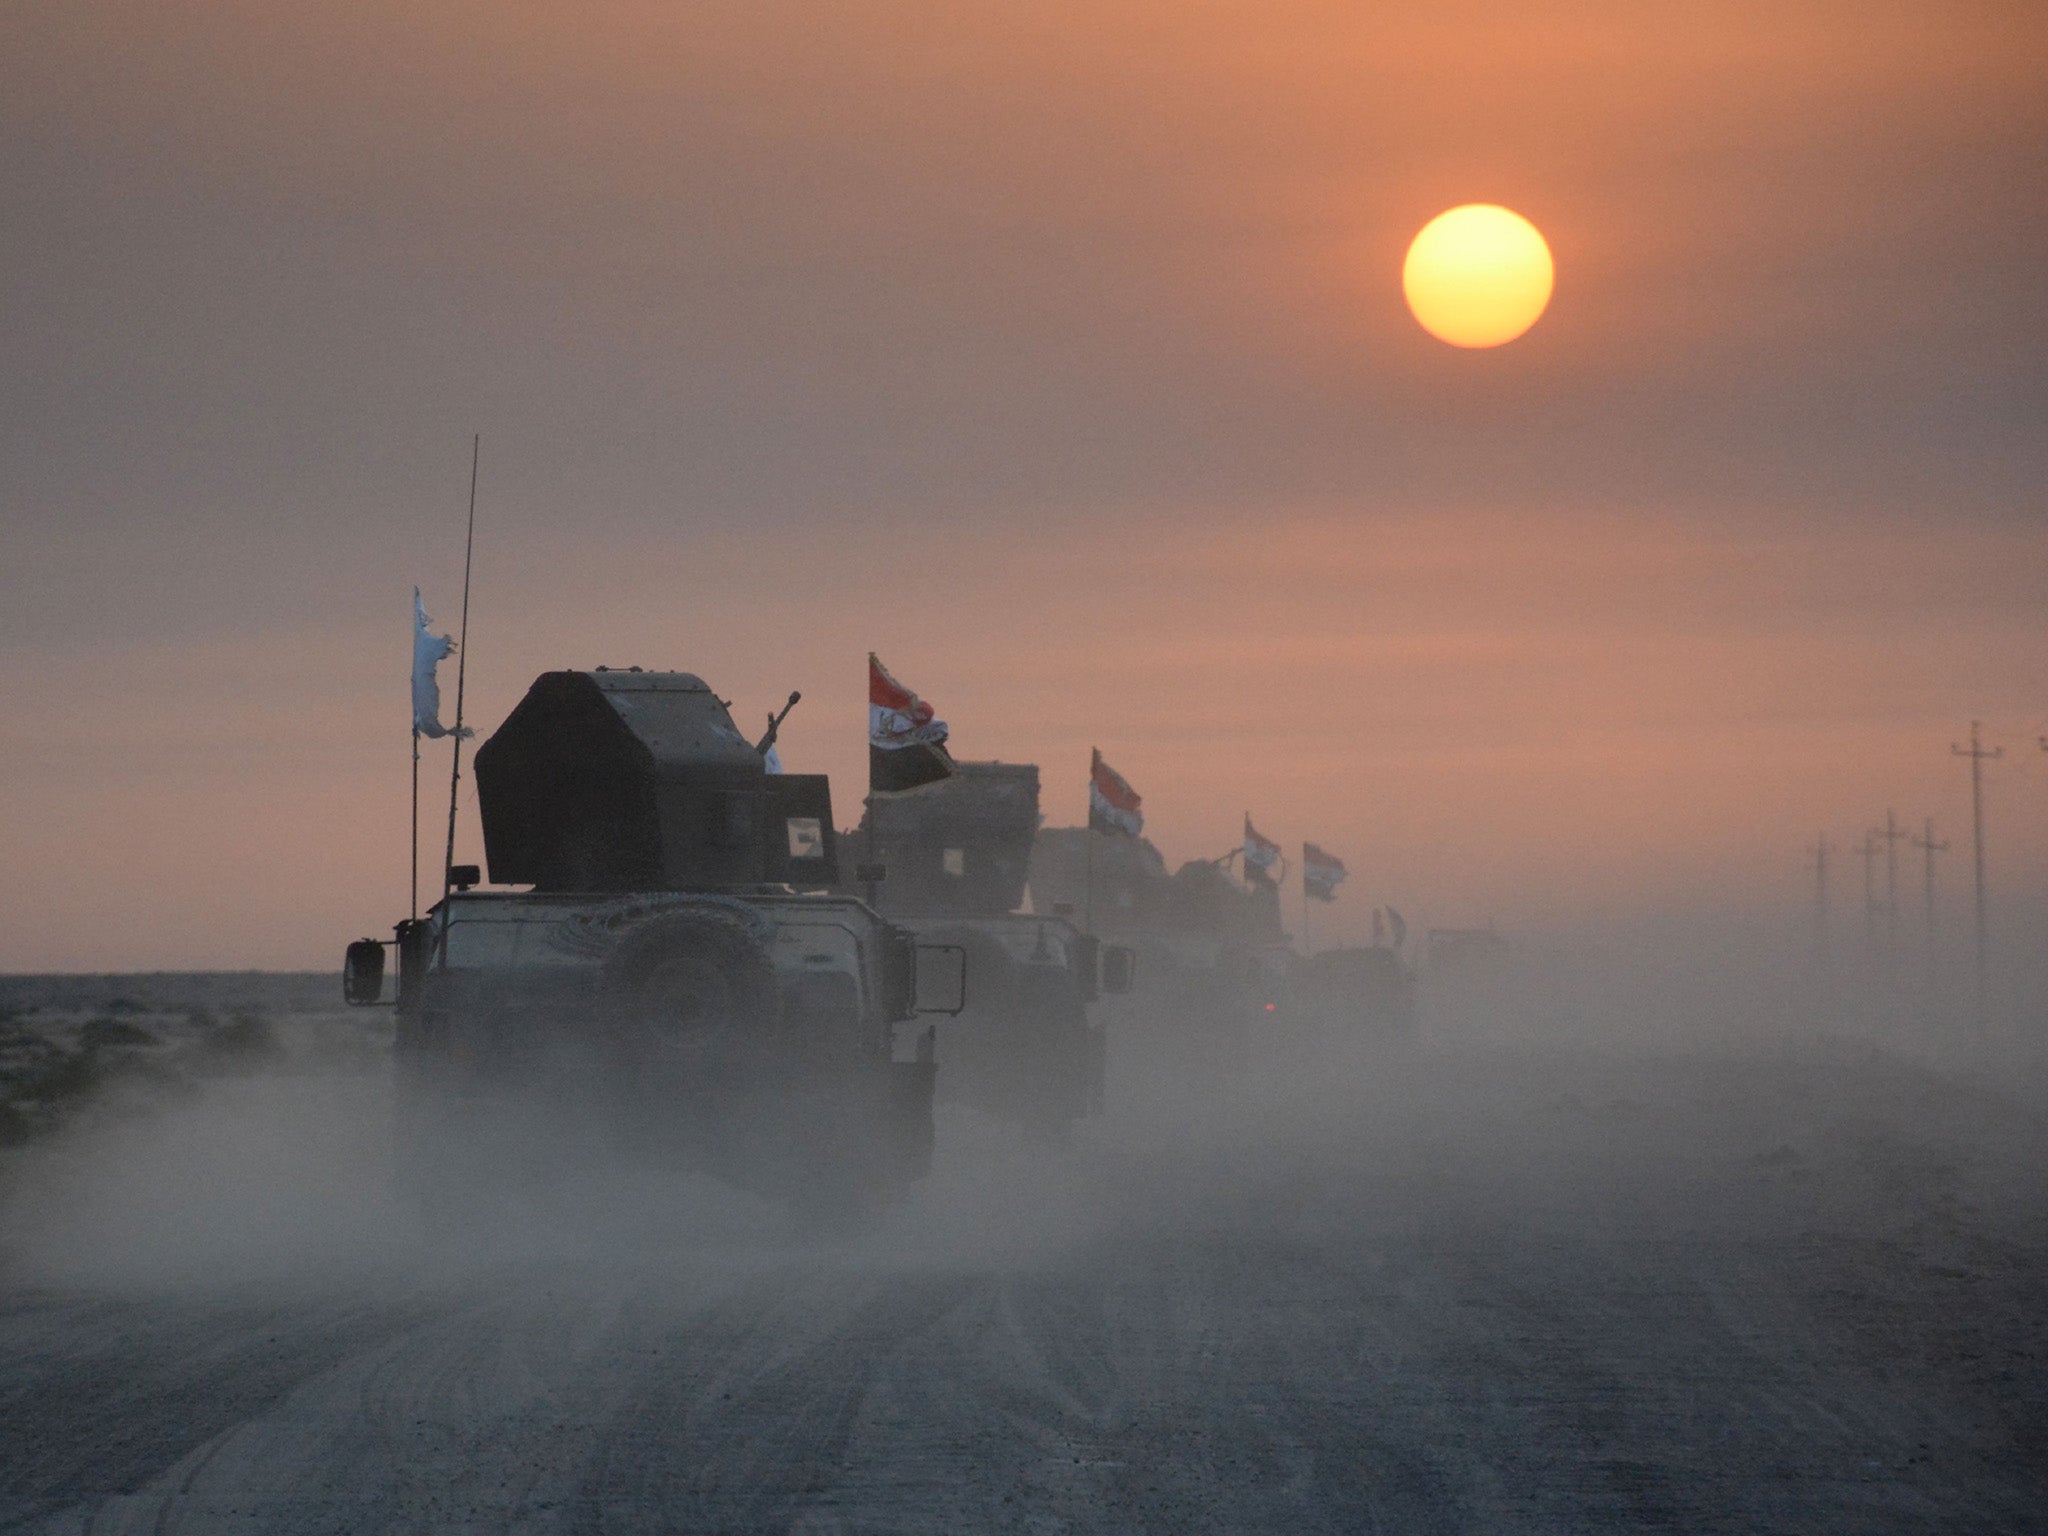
[[474, 670, 838, 892]]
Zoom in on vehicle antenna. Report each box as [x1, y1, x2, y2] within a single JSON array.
[[441, 436, 480, 909]]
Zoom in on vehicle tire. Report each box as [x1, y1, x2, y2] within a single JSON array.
[[598, 909, 780, 1078], [889, 1050, 937, 1182], [1009, 963, 1087, 1145], [1083, 1023, 1108, 1117], [389, 971, 507, 1223]]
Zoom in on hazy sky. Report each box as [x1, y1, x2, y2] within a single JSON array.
[[4, 0, 2045, 968]]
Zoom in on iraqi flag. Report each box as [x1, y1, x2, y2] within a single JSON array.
[[869, 653, 957, 793], [1303, 842, 1346, 902], [1243, 815, 1282, 884], [1089, 749, 1144, 838]]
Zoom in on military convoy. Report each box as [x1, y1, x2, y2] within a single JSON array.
[[343, 660, 1418, 1211], [1026, 828, 1417, 1054], [345, 668, 964, 1210]]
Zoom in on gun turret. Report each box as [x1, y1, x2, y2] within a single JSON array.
[[850, 760, 1040, 917], [473, 669, 836, 891]]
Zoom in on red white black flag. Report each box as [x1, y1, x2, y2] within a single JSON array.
[[1303, 842, 1347, 903], [1243, 815, 1282, 884], [1089, 749, 1143, 838], [869, 652, 957, 794]]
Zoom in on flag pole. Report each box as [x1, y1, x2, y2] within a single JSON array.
[[862, 655, 879, 908], [863, 796, 879, 908], [410, 723, 420, 923], [1083, 750, 1096, 936], [440, 435, 480, 910], [1300, 842, 1311, 955]]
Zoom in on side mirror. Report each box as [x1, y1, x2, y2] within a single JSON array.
[[913, 943, 967, 1016], [1100, 944, 1137, 996], [342, 939, 387, 1006]]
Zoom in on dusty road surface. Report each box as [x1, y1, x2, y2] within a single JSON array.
[[2, 1020, 2045, 1533]]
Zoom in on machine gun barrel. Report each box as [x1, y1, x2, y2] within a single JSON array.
[[755, 691, 802, 756]]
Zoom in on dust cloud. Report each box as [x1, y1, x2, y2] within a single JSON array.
[[6, 919, 2043, 1295]]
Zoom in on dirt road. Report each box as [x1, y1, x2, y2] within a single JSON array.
[[2, 1037, 2043, 1533]]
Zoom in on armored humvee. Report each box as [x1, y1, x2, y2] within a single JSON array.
[[1027, 829, 1291, 1069], [846, 762, 1126, 1139], [344, 668, 961, 1211]]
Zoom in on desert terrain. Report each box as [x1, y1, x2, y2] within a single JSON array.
[[1, 969, 2043, 1533]]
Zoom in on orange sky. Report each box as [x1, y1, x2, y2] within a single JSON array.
[[3, 1, 2045, 968]]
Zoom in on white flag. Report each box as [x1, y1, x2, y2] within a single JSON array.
[[412, 588, 471, 739]]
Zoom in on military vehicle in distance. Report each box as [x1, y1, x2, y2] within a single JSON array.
[[1287, 945, 1416, 1035], [846, 761, 1127, 1140], [344, 667, 963, 1210], [1028, 828, 1293, 1067]]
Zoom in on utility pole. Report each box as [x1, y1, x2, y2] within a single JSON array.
[[1854, 830, 1882, 947], [1878, 809, 1906, 955], [1910, 817, 1948, 994], [1952, 722, 2003, 1027], [1810, 834, 1831, 964]]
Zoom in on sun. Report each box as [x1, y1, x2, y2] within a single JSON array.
[[1402, 205, 1554, 348]]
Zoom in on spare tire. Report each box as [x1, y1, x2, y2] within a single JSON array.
[[599, 909, 779, 1074]]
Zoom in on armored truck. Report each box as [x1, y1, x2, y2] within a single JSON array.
[[345, 668, 960, 1210], [846, 762, 1124, 1139]]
